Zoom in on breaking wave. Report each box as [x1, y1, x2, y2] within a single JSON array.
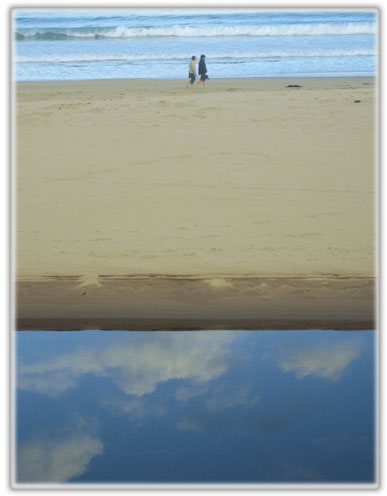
[[17, 49, 376, 64], [15, 22, 376, 40]]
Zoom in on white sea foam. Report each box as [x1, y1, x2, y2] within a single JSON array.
[[102, 22, 377, 37], [16, 22, 376, 39], [17, 49, 376, 64]]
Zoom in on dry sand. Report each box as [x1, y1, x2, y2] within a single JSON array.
[[15, 77, 376, 330]]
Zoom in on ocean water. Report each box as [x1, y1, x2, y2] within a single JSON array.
[[13, 9, 378, 81]]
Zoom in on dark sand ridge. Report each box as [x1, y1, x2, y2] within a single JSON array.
[[17, 275, 374, 330]]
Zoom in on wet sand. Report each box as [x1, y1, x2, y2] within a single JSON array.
[[15, 77, 376, 330]]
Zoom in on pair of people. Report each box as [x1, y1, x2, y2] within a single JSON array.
[[186, 54, 209, 88]]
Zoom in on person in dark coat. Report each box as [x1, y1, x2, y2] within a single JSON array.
[[198, 54, 209, 88]]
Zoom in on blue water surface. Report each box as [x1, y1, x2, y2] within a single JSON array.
[[15, 329, 376, 485], [13, 9, 378, 81]]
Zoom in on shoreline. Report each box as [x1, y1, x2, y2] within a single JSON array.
[[15, 74, 376, 84], [16, 75, 376, 88], [15, 77, 376, 330]]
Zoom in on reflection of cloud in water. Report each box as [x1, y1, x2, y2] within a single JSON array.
[[177, 418, 203, 432], [104, 396, 167, 420], [205, 384, 259, 412], [276, 338, 363, 381], [175, 383, 209, 401], [276, 460, 323, 482], [178, 409, 286, 434], [17, 433, 103, 483], [17, 369, 78, 398], [17, 332, 235, 397], [177, 384, 261, 433]]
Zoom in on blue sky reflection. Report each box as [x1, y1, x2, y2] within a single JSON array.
[[15, 330, 375, 485]]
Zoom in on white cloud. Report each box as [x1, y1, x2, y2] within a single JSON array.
[[276, 338, 363, 381], [205, 384, 259, 412], [18, 332, 236, 397], [177, 418, 203, 432], [17, 369, 79, 398], [176, 384, 260, 432], [17, 433, 103, 483], [174, 383, 209, 401], [104, 396, 166, 419]]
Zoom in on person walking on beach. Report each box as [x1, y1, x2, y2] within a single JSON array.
[[186, 55, 198, 88], [198, 54, 209, 88]]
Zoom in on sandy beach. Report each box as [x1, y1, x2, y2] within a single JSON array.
[[15, 77, 376, 330]]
